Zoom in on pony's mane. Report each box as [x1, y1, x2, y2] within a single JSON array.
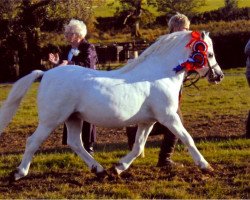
[[118, 31, 191, 73]]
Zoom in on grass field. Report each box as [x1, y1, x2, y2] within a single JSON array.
[[0, 67, 250, 198], [93, 0, 250, 17], [0, 139, 249, 199]]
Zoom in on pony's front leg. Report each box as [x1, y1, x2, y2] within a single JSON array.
[[65, 117, 105, 178], [159, 113, 212, 171], [114, 123, 154, 175]]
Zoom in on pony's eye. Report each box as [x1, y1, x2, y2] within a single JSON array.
[[208, 53, 214, 58]]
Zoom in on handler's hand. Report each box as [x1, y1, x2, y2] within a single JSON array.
[[48, 53, 59, 65], [59, 60, 69, 66]]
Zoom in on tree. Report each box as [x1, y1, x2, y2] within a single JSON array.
[[155, 0, 206, 16], [0, 0, 96, 81], [224, 0, 238, 11], [114, 0, 157, 40]]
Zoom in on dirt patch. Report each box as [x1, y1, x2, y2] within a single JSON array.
[[0, 114, 247, 154]]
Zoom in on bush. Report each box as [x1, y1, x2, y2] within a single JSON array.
[[155, 7, 250, 27], [212, 32, 249, 69], [191, 7, 250, 23]]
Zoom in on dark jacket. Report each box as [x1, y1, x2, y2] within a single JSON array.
[[61, 39, 98, 69], [245, 40, 250, 71]]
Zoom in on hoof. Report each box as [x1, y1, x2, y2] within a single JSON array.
[[95, 170, 108, 181], [201, 165, 214, 175], [8, 169, 20, 184], [107, 165, 120, 181], [91, 165, 108, 181]]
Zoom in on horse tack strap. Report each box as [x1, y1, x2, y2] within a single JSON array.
[[173, 31, 208, 73]]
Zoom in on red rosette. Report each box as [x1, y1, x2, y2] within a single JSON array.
[[185, 31, 201, 48], [191, 31, 201, 39], [191, 52, 206, 67], [193, 41, 208, 52], [181, 61, 193, 71]]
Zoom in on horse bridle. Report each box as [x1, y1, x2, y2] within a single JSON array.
[[183, 55, 219, 88], [179, 31, 221, 88], [204, 61, 220, 82]]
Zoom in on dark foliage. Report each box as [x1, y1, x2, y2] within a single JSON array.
[[212, 32, 250, 69], [95, 14, 127, 32], [41, 18, 67, 32], [191, 7, 250, 24], [155, 7, 250, 27]]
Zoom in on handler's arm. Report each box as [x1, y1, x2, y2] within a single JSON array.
[[245, 40, 250, 56], [84, 44, 98, 70]]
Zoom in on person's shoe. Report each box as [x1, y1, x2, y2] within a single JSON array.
[[156, 158, 183, 168], [84, 143, 94, 156], [88, 146, 94, 156]]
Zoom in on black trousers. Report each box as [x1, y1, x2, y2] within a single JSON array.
[[62, 121, 96, 146], [246, 76, 250, 138], [246, 111, 250, 139]]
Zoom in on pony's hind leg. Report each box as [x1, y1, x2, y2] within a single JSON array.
[[159, 113, 212, 171], [114, 123, 154, 175], [65, 115, 105, 177], [12, 123, 55, 181]]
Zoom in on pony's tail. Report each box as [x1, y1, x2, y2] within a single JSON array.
[[0, 70, 44, 134]]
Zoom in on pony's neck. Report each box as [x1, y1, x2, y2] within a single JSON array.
[[114, 31, 191, 78]]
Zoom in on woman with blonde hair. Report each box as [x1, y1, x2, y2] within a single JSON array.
[[168, 12, 190, 33]]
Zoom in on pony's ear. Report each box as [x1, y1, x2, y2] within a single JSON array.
[[201, 31, 210, 39], [201, 31, 206, 39]]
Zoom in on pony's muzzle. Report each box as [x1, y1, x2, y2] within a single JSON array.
[[208, 69, 224, 84]]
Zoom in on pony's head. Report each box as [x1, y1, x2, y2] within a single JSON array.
[[198, 31, 224, 84], [174, 31, 224, 84]]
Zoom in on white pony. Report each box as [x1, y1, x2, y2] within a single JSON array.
[[0, 31, 223, 181]]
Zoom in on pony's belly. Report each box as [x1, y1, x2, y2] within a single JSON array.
[[89, 118, 155, 128], [83, 107, 155, 128]]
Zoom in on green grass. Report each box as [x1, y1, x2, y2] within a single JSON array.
[[182, 67, 250, 117], [93, 0, 250, 17], [0, 83, 39, 132], [93, 0, 119, 17], [0, 139, 249, 198]]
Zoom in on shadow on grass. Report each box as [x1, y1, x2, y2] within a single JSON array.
[[0, 134, 246, 157]]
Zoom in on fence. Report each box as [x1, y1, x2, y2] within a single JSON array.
[[95, 41, 150, 68]]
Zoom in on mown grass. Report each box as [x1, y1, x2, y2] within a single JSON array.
[[0, 67, 250, 198], [93, 0, 250, 17], [198, 0, 250, 12]]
